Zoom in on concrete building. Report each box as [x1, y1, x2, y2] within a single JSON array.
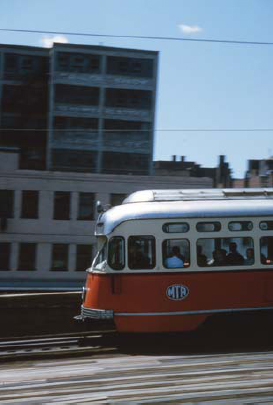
[[233, 158, 273, 188], [0, 150, 212, 291], [154, 155, 233, 188], [0, 43, 158, 175]]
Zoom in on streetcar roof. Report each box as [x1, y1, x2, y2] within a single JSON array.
[[96, 188, 273, 235]]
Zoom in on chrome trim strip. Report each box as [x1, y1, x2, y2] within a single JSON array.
[[115, 306, 273, 317], [81, 305, 113, 320]]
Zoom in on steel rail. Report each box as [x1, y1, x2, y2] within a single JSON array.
[[0, 330, 117, 361]]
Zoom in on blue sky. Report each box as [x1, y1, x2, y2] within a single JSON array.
[[1, 0, 273, 177]]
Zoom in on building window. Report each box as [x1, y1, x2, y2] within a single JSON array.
[[76, 245, 93, 271], [52, 149, 97, 172], [54, 192, 70, 220], [0, 243, 11, 271], [21, 191, 39, 219], [0, 190, 14, 218], [51, 244, 69, 271], [55, 84, 99, 106], [18, 243, 36, 271], [106, 56, 153, 78], [110, 194, 127, 207], [78, 193, 94, 220], [105, 88, 152, 110]]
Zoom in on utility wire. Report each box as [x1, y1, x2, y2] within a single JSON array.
[[0, 28, 273, 46], [1, 128, 273, 132]]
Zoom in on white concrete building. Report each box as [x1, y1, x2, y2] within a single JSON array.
[[0, 150, 212, 290]]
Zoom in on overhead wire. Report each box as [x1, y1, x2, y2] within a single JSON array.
[[0, 28, 273, 46]]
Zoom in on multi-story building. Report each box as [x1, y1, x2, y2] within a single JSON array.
[[0, 149, 212, 290], [0, 43, 158, 175], [154, 155, 233, 188], [233, 158, 273, 188]]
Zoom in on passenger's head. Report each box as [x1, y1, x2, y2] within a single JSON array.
[[229, 242, 237, 253], [246, 248, 254, 259], [172, 246, 181, 256], [213, 249, 223, 262]]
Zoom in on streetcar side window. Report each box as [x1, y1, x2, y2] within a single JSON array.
[[260, 237, 273, 265], [228, 221, 253, 231], [197, 237, 254, 267], [162, 222, 189, 233], [162, 239, 190, 269], [196, 222, 221, 232], [260, 221, 273, 231], [108, 237, 125, 270], [128, 236, 155, 270]]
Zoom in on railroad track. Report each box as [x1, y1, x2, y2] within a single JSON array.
[[0, 330, 118, 361], [1, 349, 273, 403]]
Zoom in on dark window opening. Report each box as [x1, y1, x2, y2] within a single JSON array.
[[76, 245, 93, 271], [52, 244, 69, 271], [78, 193, 94, 220], [55, 84, 99, 105], [260, 237, 273, 265], [54, 192, 70, 220], [102, 152, 149, 175], [56, 52, 101, 73], [18, 243, 36, 271], [128, 236, 155, 270], [105, 88, 152, 110], [0, 190, 14, 218], [108, 237, 125, 270], [51, 149, 97, 172], [107, 56, 153, 78], [110, 194, 127, 207], [21, 191, 39, 219], [0, 243, 11, 271]]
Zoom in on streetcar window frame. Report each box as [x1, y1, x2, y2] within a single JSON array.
[[128, 235, 156, 270], [259, 221, 273, 231], [228, 221, 253, 231], [162, 238, 190, 269], [196, 222, 221, 232], [260, 236, 273, 265], [196, 237, 254, 267], [162, 222, 189, 233], [108, 236, 125, 271]]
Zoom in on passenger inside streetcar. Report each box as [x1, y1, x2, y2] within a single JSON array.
[[226, 242, 244, 266], [211, 248, 227, 266], [165, 246, 184, 268], [244, 248, 254, 265]]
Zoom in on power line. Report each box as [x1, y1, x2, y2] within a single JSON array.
[[0, 28, 273, 46], [1, 128, 273, 132]]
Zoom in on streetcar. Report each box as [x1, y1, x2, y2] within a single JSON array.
[[77, 188, 273, 333]]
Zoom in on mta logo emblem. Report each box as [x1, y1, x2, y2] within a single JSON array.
[[166, 284, 189, 300]]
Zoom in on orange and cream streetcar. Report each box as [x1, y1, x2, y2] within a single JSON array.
[[78, 188, 273, 333]]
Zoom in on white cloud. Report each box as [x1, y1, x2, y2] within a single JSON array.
[[40, 35, 69, 48], [178, 24, 203, 35]]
